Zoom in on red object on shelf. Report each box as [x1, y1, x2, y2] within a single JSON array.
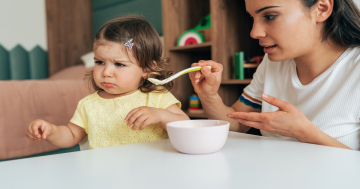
[[185, 37, 199, 45]]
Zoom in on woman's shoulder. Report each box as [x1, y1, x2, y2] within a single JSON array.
[[343, 47, 360, 66]]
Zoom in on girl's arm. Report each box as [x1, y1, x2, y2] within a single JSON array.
[[124, 105, 189, 131], [160, 104, 190, 129], [26, 120, 87, 148]]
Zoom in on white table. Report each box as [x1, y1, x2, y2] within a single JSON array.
[[1, 132, 359, 189]]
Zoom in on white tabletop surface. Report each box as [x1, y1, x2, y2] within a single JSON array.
[[1, 132, 359, 189]]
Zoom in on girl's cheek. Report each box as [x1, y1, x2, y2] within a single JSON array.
[[93, 71, 101, 82]]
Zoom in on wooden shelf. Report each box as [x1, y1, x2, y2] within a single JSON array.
[[243, 63, 259, 68], [169, 42, 212, 52], [185, 110, 208, 118], [163, 0, 263, 108], [221, 79, 252, 84]]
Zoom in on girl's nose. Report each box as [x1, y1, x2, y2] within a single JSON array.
[[103, 65, 113, 77], [250, 21, 266, 39]]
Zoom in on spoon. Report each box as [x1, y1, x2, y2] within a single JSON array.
[[147, 66, 211, 85]]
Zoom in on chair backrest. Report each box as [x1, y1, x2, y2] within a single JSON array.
[[79, 136, 89, 151]]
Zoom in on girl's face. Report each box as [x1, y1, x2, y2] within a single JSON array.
[[93, 39, 147, 97], [246, 0, 320, 61]]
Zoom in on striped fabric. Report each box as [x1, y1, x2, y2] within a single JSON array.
[[239, 92, 262, 110]]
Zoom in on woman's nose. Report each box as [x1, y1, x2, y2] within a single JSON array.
[[250, 21, 266, 39]]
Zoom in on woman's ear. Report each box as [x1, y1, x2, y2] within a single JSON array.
[[315, 0, 333, 22]]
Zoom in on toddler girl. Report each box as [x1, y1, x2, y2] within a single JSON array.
[[26, 15, 189, 149]]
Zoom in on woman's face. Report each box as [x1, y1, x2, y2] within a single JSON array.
[[245, 0, 320, 61]]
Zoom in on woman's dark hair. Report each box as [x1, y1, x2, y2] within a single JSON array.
[[85, 15, 173, 93], [301, 0, 360, 47]]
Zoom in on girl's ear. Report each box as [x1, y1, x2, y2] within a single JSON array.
[[142, 69, 150, 78], [150, 61, 157, 69], [142, 61, 157, 78], [315, 0, 333, 22]]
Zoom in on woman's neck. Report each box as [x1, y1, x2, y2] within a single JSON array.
[[294, 40, 347, 85]]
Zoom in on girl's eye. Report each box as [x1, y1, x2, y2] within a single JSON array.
[[264, 15, 277, 21], [115, 63, 125, 67], [95, 61, 104, 65]]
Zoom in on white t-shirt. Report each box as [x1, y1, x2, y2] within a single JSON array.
[[242, 47, 360, 150]]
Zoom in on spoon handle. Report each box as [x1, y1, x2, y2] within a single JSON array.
[[176, 66, 211, 77], [166, 66, 211, 82]]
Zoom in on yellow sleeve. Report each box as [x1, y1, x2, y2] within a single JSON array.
[[70, 99, 88, 133], [159, 92, 181, 109]]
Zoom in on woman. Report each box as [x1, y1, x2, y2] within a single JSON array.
[[189, 0, 360, 150]]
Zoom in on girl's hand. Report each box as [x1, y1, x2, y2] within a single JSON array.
[[227, 94, 318, 142], [189, 60, 223, 98], [26, 119, 54, 141], [124, 106, 164, 130]]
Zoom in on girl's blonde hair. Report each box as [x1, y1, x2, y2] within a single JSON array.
[[85, 15, 173, 93]]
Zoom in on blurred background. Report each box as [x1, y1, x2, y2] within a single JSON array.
[[1, 0, 360, 161], [0, 0, 162, 80], [1, 0, 359, 57]]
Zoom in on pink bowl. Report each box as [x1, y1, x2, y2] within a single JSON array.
[[166, 120, 230, 154]]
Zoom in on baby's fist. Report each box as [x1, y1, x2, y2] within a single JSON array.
[[26, 119, 53, 141]]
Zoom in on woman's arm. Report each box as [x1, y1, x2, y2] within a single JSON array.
[[189, 60, 260, 132], [227, 94, 352, 150], [303, 125, 352, 149], [200, 94, 260, 132], [26, 120, 87, 148]]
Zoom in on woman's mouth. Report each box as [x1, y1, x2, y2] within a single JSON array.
[[101, 82, 115, 88], [263, 45, 277, 54]]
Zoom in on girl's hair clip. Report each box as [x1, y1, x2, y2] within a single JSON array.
[[124, 39, 134, 50]]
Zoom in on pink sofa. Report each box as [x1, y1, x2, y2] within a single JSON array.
[[0, 65, 92, 160]]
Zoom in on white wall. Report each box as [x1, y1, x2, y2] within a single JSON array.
[[355, 0, 360, 8], [0, 0, 47, 51], [0, 0, 359, 52]]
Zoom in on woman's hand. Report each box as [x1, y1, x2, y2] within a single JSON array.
[[227, 94, 318, 142], [26, 119, 54, 141], [124, 106, 164, 130], [189, 60, 223, 98]]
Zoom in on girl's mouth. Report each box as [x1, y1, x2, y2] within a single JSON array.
[[263, 45, 277, 53], [101, 82, 115, 88]]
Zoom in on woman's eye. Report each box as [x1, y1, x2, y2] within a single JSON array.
[[264, 15, 277, 21], [95, 61, 104, 65], [115, 63, 125, 67]]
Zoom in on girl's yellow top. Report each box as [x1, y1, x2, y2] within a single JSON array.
[[70, 90, 181, 149]]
